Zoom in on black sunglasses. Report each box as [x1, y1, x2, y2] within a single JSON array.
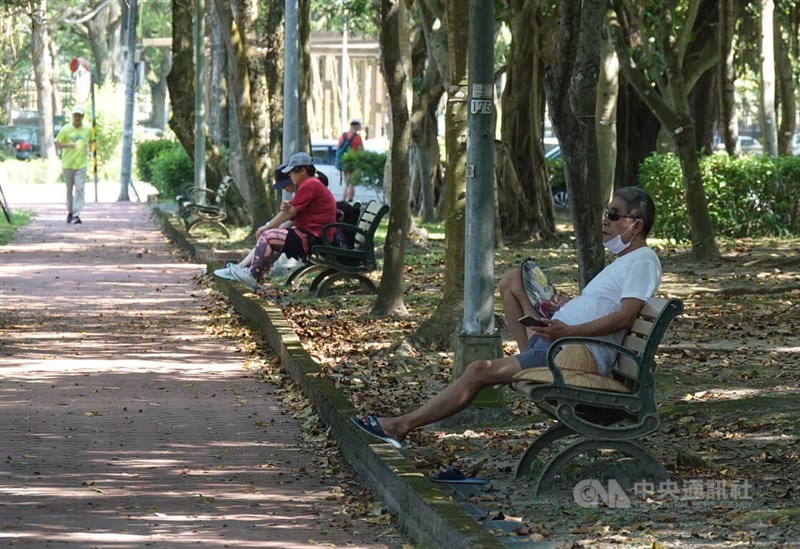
[[604, 207, 640, 222]]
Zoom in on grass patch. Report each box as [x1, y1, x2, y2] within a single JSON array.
[[0, 209, 33, 245]]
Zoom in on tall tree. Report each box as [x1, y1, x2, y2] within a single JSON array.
[[29, 0, 56, 159], [211, 0, 271, 229], [372, 0, 411, 317], [167, 0, 249, 225], [262, 2, 285, 170], [774, 3, 797, 156], [413, 0, 469, 346], [499, 0, 556, 240], [408, 0, 446, 223], [595, 9, 619, 206], [545, 0, 607, 288], [610, 0, 721, 262], [759, 0, 779, 156], [717, 0, 740, 155]]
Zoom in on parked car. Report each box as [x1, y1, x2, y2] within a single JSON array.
[[1, 126, 40, 160], [714, 135, 763, 155]]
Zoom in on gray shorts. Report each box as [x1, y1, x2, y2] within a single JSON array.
[[517, 335, 553, 369]]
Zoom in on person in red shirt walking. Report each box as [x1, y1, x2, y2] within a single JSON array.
[[337, 119, 363, 202], [217, 152, 337, 292]]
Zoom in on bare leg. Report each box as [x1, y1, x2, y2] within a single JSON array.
[[237, 249, 254, 268], [499, 268, 539, 350], [375, 355, 522, 442]]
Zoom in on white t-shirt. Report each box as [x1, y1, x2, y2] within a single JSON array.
[[552, 246, 662, 374]]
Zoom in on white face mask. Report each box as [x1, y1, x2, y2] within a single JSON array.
[[603, 223, 635, 255]]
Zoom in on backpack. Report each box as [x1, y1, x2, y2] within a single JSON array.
[[333, 201, 361, 248], [334, 132, 356, 170]]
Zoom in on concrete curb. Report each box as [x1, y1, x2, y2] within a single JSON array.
[[153, 206, 504, 548]]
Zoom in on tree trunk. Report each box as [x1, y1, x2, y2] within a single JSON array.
[[595, 10, 619, 208], [84, 0, 123, 86], [615, 82, 659, 187], [148, 52, 171, 130], [167, 0, 249, 225], [690, 69, 716, 154], [299, 0, 311, 151], [499, 0, 555, 239], [774, 11, 796, 156], [372, 0, 411, 318], [610, 3, 720, 262], [263, 2, 285, 170], [717, 0, 740, 155], [544, 0, 606, 289], [409, 0, 446, 223], [30, 0, 55, 160], [213, 0, 270, 229], [413, 0, 469, 346], [208, 0, 229, 145], [759, 0, 778, 156]]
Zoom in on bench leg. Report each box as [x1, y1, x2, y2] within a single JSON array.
[[514, 423, 573, 480], [309, 268, 339, 292], [186, 219, 230, 238], [285, 263, 325, 287], [534, 438, 668, 498], [314, 272, 377, 297]]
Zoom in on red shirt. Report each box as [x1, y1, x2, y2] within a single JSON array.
[[290, 177, 337, 239], [338, 130, 363, 152]]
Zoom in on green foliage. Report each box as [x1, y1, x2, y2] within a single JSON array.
[[150, 143, 193, 198], [310, 0, 378, 38], [136, 139, 177, 182], [640, 152, 800, 242], [86, 83, 124, 180], [338, 149, 386, 194], [546, 158, 565, 189], [0, 207, 32, 245]]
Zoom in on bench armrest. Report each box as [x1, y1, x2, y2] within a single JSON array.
[[544, 336, 640, 385]]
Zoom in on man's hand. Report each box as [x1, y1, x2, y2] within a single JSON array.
[[530, 319, 573, 341]]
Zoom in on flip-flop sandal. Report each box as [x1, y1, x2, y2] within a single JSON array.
[[351, 415, 403, 449], [430, 466, 489, 485]]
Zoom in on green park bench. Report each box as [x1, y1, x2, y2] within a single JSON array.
[[286, 200, 389, 297], [510, 296, 684, 497], [176, 175, 233, 237]]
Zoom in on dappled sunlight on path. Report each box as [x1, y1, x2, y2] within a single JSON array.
[[0, 201, 405, 548]]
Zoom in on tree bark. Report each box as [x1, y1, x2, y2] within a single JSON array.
[[595, 10, 619, 208], [499, 0, 555, 239], [167, 0, 249, 225], [83, 0, 123, 86], [544, 0, 606, 289], [774, 10, 796, 156], [263, 2, 285, 170], [717, 0, 740, 155], [690, 69, 716, 154], [212, 0, 270, 229], [413, 0, 469, 346], [208, 0, 229, 145], [372, 0, 411, 318], [759, 0, 778, 156], [147, 51, 171, 130], [409, 0, 446, 223], [30, 0, 55, 160]]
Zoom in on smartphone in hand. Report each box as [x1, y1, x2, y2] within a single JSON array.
[[519, 315, 549, 328]]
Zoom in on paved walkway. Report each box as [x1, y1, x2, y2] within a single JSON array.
[[0, 197, 406, 547]]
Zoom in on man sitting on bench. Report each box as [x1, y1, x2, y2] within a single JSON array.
[[352, 187, 662, 449]]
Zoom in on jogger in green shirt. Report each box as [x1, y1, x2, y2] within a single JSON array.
[[55, 105, 94, 224]]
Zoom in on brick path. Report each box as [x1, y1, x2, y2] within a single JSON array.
[[0, 198, 406, 548]]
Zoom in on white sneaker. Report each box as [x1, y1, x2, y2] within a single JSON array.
[[230, 265, 259, 292], [213, 263, 237, 280]]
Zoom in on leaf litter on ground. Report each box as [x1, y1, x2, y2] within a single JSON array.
[[196, 233, 799, 548]]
